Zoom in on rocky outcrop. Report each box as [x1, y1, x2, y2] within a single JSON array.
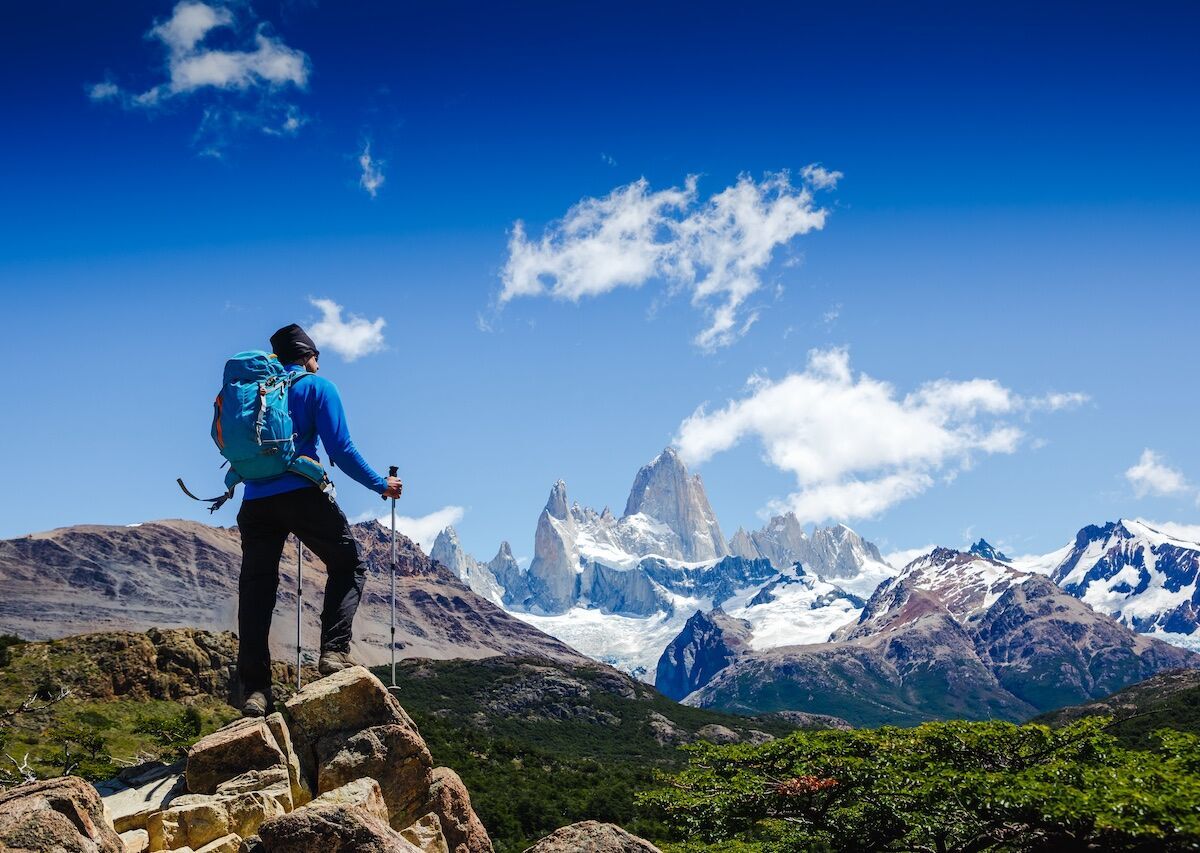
[[255, 803, 423, 852], [655, 609, 752, 701], [422, 768, 491, 853], [86, 665, 491, 853], [524, 820, 662, 852], [0, 776, 124, 853]]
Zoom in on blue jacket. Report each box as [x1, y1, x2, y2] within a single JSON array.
[[243, 364, 387, 501]]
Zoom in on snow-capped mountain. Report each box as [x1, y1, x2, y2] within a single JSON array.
[[728, 517, 895, 598], [436, 447, 885, 678], [429, 526, 508, 606], [1041, 519, 1200, 638], [968, 538, 1011, 563], [673, 546, 1199, 725]]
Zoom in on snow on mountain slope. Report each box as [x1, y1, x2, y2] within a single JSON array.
[[723, 566, 864, 650], [432, 447, 886, 678], [1045, 519, 1200, 637]]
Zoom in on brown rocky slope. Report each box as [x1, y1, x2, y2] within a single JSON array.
[[0, 519, 587, 667]]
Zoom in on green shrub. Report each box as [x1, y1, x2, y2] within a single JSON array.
[[640, 718, 1200, 852]]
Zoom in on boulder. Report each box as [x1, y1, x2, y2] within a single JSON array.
[[696, 724, 740, 744], [147, 791, 284, 851], [186, 719, 287, 795], [195, 834, 242, 853], [422, 767, 493, 853], [98, 762, 187, 832], [265, 712, 312, 807], [283, 667, 415, 785], [316, 724, 432, 830], [399, 813, 449, 853], [120, 828, 150, 853], [0, 776, 124, 853], [215, 767, 293, 812], [523, 821, 662, 852], [308, 777, 390, 823], [256, 803, 423, 852]]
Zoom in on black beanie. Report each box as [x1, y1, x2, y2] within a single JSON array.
[[270, 324, 320, 364]]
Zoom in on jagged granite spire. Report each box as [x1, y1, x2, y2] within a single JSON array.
[[623, 447, 728, 562]]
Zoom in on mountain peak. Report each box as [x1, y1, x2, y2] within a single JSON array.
[[622, 447, 728, 561], [968, 538, 1010, 563], [545, 480, 569, 519]]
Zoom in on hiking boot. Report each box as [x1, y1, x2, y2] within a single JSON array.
[[242, 690, 270, 718], [318, 649, 356, 675]]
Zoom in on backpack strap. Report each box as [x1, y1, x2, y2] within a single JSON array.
[[177, 478, 237, 514]]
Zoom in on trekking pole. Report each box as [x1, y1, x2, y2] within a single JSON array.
[[296, 537, 303, 692], [387, 465, 399, 692]]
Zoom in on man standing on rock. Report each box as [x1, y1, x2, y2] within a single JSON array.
[[236, 324, 402, 717]]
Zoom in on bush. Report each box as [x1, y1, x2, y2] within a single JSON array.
[[0, 634, 24, 668], [640, 717, 1200, 852], [134, 706, 204, 759]]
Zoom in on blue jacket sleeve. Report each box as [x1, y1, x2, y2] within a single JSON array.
[[312, 379, 388, 494]]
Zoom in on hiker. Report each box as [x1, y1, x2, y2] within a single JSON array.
[[235, 324, 402, 717]]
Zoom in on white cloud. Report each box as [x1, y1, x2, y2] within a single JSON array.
[[358, 143, 385, 198], [499, 170, 835, 350], [675, 347, 1082, 525], [376, 505, 465, 554], [600, 152, 617, 166], [1125, 449, 1190, 498], [308, 298, 386, 361], [882, 544, 937, 569], [88, 2, 309, 147], [800, 163, 843, 190], [1029, 391, 1090, 412]]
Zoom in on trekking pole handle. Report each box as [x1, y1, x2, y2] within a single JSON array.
[[383, 465, 399, 500]]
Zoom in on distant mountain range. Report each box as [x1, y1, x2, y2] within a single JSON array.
[[675, 547, 1195, 725], [422, 447, 1200, 719], [4, 445, 1200, 728]]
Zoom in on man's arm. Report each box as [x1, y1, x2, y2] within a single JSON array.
[[311, 379, 389, 494]]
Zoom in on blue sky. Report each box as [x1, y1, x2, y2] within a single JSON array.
[[2, 1, 1199, 563]]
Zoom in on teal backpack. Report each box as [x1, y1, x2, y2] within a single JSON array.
[[178, 351, 327, 512]]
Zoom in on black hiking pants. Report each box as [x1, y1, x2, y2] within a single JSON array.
[[236, 486, 366, 693]]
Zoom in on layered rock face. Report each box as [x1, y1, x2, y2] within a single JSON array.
[[95, 665, 490, 853], [0, 520, 587, 668], [680, 548, 1200, 725]]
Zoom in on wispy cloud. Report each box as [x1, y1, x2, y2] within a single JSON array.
[[800, 163, 843, 190], [375, 505, 465, 554], [600, 152, 617, 166], [1125, 449, 1191, 499], [675, 347, 1084, 524], [309, 298, 386, 361], [358, 142, 385, 198], [882, 544, 937, 569], [499, 168, 837, 350], [88, 2, 310, 150]]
